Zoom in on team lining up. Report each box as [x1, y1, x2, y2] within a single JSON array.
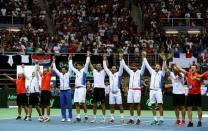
[[3, 51, 208, 127]]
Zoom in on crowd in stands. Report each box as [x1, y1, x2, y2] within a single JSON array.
[[0, 0, 207, 72]]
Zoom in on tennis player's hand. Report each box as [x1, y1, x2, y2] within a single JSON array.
[[103, 53, 107, 60], [68, 54, 72, 60], [52, 56, 56, 63], [87, 51, 91, 57], [142, 51, 146, 58], [119, 53, 123, 60]]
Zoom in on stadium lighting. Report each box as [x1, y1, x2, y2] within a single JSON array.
[[6, 28, 21, 32], [165, 30, 179, 34], [187, 30, 200, 34]]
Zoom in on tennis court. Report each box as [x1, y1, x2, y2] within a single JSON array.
[[0, 109, 208, 131]]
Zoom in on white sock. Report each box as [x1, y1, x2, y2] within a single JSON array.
[[160, 116, 163, 121], [137, 116, 141, 120], [111, 114, 114, 120], [130, 116, 134, 120], [102, 115, 106, 120], [153, 116, 157, 121], [77, 114, 81, 118], [121, 113, 124, 119]]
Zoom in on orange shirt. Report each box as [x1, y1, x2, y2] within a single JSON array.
[[202, 72, 208, 79], [41, 72, 52, 91], [15, 78, 26, 94], [185, 72, 201, 94]]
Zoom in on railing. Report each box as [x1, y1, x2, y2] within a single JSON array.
[[160, 18, 204, 27], [0, 16, 26, 25]]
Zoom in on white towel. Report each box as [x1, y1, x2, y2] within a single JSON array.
[[21, 55, 29, 63], [7, 55, 14, 66]]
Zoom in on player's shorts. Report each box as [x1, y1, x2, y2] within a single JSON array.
[[149, 89, 163, 104], [93, 88, 105, 103], [74, 87, 86, 103], [17, 93, 28, 106], [109, 90, 122, 105], [40, 90, 51, 106], [127, 89, 141, 103], [186, 94, 202, 107], [172, 94, 185, 107], [29, 93, 40, 106]]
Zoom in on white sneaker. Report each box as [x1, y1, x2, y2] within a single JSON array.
[[44, 117, 50, 122], [90, 119, 96, 123], [38, 116, 44, 121], [100, 119, 106, 123], [61, 118, 66, 122], [67, 118, 71, 122]]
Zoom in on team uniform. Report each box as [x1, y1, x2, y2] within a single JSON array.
[[69, 57, 90, 104], [121, 59, 145, 104], [91, 69, 106, 122], [40, 72, 52, 106], [169, 72, 185, 107], [185, 72, 202, 107], [103, 61, 123, 105], [143, 58, 165, 104], [92, 69, 106, 104], [23, 68, 41, 107], [15, 78, 28, 106], [53, 63, 73, 121]]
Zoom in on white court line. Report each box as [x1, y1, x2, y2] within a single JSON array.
[[72, 119, 167, 131], [0, 115, 60, 121], [104, 128, 173, 131]]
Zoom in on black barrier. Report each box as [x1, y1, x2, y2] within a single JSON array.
[[3, 88, 208, 110]]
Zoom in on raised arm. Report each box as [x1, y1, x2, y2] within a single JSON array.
[[89, 63, 94, 71], [197, 71, 208, 78], [68, 54, 79, 74], [36, 64, 41, 79], [140, 59, 146, 76], [35, 63, 43, 77], [142, 51, 154, 75], [21, 64, 30, 80], [118, 53, 123, 76], [103, 53, 112, 77], [175, 64, 187, 74], [3, 73, 16, 82], [121, 58, 132, 75], [83, 51, 90, 73], [161, 56, 167, 77], [52, 56, 61, 77]]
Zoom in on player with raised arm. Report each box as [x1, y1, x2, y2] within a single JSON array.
[[89, 57, 107, 123], [37, 63, 53, 122], [52, 56, 73, 122], [103, 53, 124, 124], [143, 51, 166, 126], [3, 72, 28, 120], [120, 53, 145, 125], [68, 52, 90, 122], [176, 65, 203, 127], [22, 64, 42, 121], [164, 62, 186, 126]]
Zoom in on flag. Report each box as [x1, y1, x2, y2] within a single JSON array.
[[31, 55, 51, 66], [173, 53, 197, 68]]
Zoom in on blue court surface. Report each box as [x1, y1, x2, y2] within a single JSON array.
[[0, 115, 207, 131]]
